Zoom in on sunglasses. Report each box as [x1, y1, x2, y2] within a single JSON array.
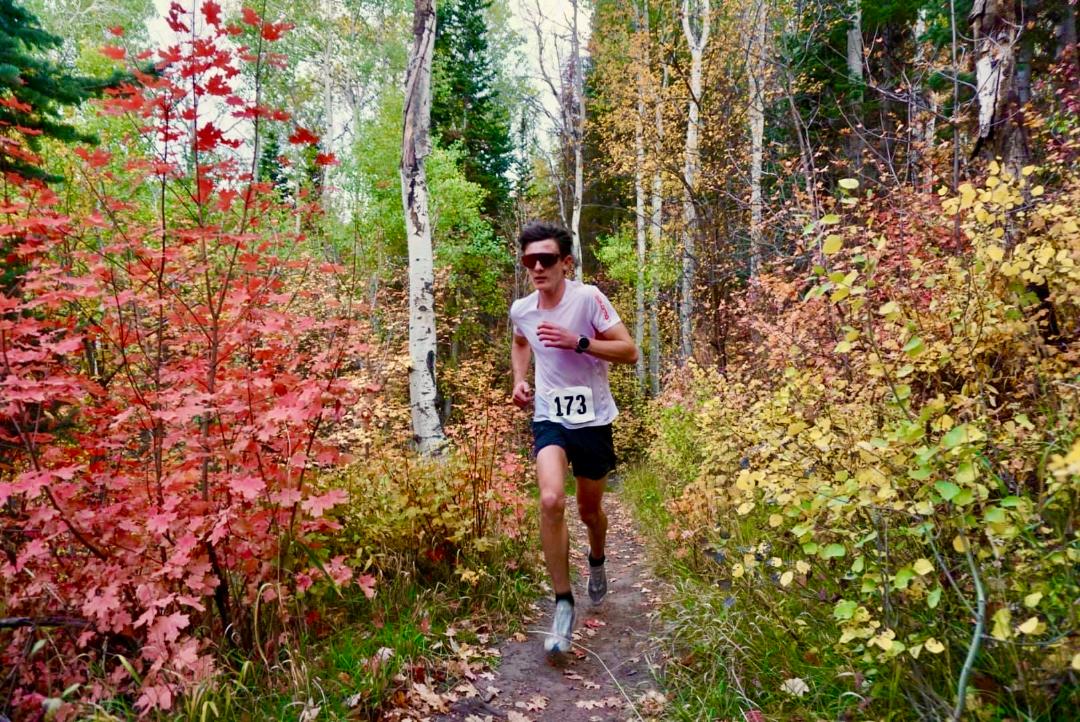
[[521, 252, 563, 270]]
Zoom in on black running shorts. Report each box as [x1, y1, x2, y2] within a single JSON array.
[[531, 421, 617, 481]]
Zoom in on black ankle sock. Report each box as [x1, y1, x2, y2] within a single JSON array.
[[588, 553, 606, 568], [555, 591, 574, 606]]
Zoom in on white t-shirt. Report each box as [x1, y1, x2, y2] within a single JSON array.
[[510, 280, 622, 428]]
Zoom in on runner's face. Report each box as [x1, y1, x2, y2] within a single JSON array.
[[522, 239, 570, 292]]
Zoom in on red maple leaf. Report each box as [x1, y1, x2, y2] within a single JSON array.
[[287, 126, 319, 145], [205, 75, 230, 96], [100, 45, 126, 60], [314, 152, 338, 167], [261, 21, 293, 41], [194, 122, 224, 152], [240, 6, 260, 25], [108, 25, 124, 36], [301, 489, 348, 518], [201, 0, 222, 26]]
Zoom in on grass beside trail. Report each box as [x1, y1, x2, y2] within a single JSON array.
[[621, 464, 876, 722], [81, 555, 542, 721]]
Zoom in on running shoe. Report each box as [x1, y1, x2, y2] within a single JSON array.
[[588, 561, 607, 605], [544, 599, 576, 653]]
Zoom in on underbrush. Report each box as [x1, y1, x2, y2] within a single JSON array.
[[78, 556, 539, 721], [631, 168, 1080, 720]]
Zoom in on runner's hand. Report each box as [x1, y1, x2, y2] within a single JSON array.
[[512, 380, 534, 409], [537, 321, 576, 349]]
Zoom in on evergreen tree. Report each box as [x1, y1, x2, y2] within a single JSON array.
[[0, 0, 121, 181], [431, 0, 512, 216]]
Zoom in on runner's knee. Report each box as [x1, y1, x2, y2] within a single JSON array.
[[540, 490, 565, 518], [577, 503, 603, 528]]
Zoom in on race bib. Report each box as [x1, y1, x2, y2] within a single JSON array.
[[548, 385, 595, 424]]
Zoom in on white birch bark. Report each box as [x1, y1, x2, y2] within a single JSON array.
[[680, 0, 709, 362], [401, 0, 446, 455], [634, 2, 648, 390], [570, 0, 585, 281], [969, 0, 1026, 180], [846, 0, 865, 172], [748, 0, 766, 278], [649, 63, 667, 395]]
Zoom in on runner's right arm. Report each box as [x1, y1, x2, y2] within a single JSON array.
[[511, 333, 534, 408]]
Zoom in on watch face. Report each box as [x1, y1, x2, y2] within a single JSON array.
[[578, 336, 589, 350]]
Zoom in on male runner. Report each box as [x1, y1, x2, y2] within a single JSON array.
[[509, 221, 639, 654]]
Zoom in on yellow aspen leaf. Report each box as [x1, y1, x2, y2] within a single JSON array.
[[952, 535, 968, 553], [991, 608, 1012, 640], [823, 234, 843, 254], [1031, 185, 1044, 196], [1072, 653, 1080, 671], [924, 638, 945, 654], [736, 501, 755, 515], [986, 246, 1004, 262], [1024, 592, 1043, 608], [768, 514, 784, 528], [1017, 616, 1040, 635], [838, 178, 859, 190], [1021, 165, 1036, 176], [913, 558, 934, 576], [796, 560, 811, 574], [780, 571, 794, 587], [732, 563, 745, 579], [878, 301, 899, 315], [821, 214, 841, 225]]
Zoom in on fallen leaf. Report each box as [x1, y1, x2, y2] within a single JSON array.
[[781, 677, 810, 697]]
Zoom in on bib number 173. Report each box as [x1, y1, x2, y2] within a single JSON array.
[[550, 385, 595, 424]]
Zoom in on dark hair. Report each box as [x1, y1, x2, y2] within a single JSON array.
[[517, 221, 573, 257]]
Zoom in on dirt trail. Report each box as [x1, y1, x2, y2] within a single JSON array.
[[437, 493, 667, 722]]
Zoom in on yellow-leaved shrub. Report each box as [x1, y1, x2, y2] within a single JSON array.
[[646, 166, 1079, 718]]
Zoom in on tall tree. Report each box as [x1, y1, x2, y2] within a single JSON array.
[[401, 0, 446, 455], [0, 0, 119, 181], [679, 0, 709, 361], [569, 0, 586, 280], [431, 0, 513, 216], [747, 0, 767, 277], [633, 1, 649, 390]]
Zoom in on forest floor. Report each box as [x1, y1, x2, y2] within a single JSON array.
[[431, 491, 671, 722]]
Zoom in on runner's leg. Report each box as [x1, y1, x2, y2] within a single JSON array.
[[575, 475, 607, 560], [537, 445, 571, 594]]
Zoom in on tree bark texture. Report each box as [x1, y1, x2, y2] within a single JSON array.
[[969, 0, 1029, 179], [634, 1, 648, 390], [846, 0, 865, 174], [680, 0, 709, 362], [748, 0, 766, 277], [401, 0, 446, 456], [570, 0, 585, 281], [649, 63, 667, 395]]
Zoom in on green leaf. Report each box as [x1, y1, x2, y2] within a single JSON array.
[[953, 488, 974, 506], [927, 586, 942, 609], [935, 481, 960, 501], [821, 543, 846, 559], [893, 566, 916, 590], [941, 424, 970, 449], [903, 337, 925, 357], [838, 178, 860, 190], [821, 213, 841, 225], [956, 461, 976, 484], [834, 599, 858, 620], [984, 506, 1006, 523]]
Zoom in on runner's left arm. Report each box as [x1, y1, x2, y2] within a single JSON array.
[[587, 321, 639, 365]]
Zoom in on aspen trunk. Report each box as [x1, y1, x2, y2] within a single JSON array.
[[748, 0, 766, 277], [680, 0, 709, 362], [570, 0, 585, 281], [634, 2, 648, 390], [846, 0, 864, 174], [649, 63, 667, 395], [401, 0, 445, 455], [969, 0, 1028, 181]]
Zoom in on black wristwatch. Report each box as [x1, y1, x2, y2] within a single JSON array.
[[574, 335, 590, 354]]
